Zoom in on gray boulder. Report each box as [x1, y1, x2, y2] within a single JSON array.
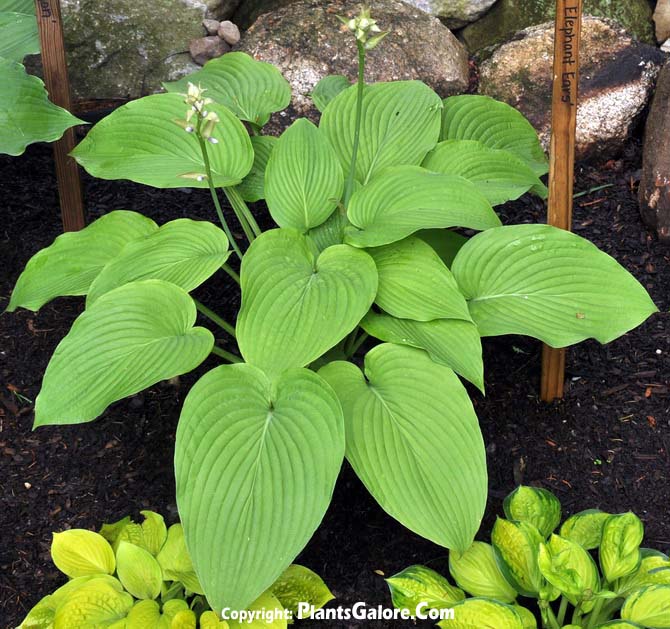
[[460, 0, 655, 54], [654, 0, 670, 42], [478, 17, 664, 161], [640, 61, 670, 241], [235, 0, 470, 124]]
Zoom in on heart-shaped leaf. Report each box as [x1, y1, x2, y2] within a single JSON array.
[[601, 513, 644, 582], [71, 93, 253, 188], [386, 565, 464, 616], [238, 136, 277, 202], [237, 228, 377, 379], [367, 236, 471, 322], [311, 75, 350, 112], [345, 166, 501, 248], [175, 364, 344, 611], [423, 140, 547, 205], [451, 224, 658, 346], [53, 578, 133, 628], [0, 59, 84, 156], [34, 280, 214, 426], [8, 210, 158, 312], [319, 343, 487, 552], [270, 565, 334, 619], [163, 52, 291, 128], [265, 118, 343, 231], [361, 312, 484, 391], [441, 95, 548, 176], [51, 530, 116, 578], [86, 219, 229, 305], [0, 8, 38, 61], [320, 81, 442, 186], [504, 486, 562, 539]]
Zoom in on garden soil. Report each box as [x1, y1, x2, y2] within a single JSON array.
[[1, 136, 668, 628]]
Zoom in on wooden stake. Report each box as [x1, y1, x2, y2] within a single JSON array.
[[34, 0, 85, 232], [540, 0, 583, 401]]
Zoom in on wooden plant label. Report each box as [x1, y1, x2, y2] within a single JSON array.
[[541, 0, 583, 401], [34, 0, 85, 232]]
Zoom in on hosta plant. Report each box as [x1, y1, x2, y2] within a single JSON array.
[[387, 486, 670, 629], [19, 511, 333, 628], [7, 6, 658, 616]]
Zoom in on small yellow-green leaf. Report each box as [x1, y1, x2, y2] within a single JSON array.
[[621, 584, 670, 628], [449, 541, 517, 602], [53, 578, 133, 629], [560, 510, 611, 550], [100, 515, 134, 545], [156, 524, 204, 594], [163, 599, 190, 621], [225, 591, 287, 629], [439, 598, 524, 629], [538, 535, 600, 605], [491, 518, 545, 598], [270, 564, 334, 619], [503, 486, 561, 538], [51, 530, 116, 578], [126, 599, 163, 628], [19, 594, 56, 629], [199, 610, 230, 628], [114, 522, 145, 552], [512, 605, 537, 629], [601, 513, 644, 582], [116, 540, 163, 599], [386, 564, 464, 617], [141, 511, 168, 556], [171, 609, 197, 629]]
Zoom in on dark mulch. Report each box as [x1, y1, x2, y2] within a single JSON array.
[[1, 136, 669, 629]]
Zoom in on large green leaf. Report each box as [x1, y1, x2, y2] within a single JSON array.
[[8, 210, 157, 312], [265, 118, 343, 231], [345, 166, 501, 248], [71, 93, 253, 188], [238, 135, 277, 202], [441, 95, 548, 176], [175, 364, 344, 611], [34, 280, 214, 426], [319, 344, 487, 552], [423, 140, 547, 205], [367, 236, 471, 322], [0, 58, 84, 156], [86, 219, 229, 305], [0, 8, 38, 61], [320, 81, 442, 186], [360, 312, 484, 391], [451, 224, 658, 346], [311, 75, 350, 112], [237, 229, 377, 379], [163, 52, 291, 128]]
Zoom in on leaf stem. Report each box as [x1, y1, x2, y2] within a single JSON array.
[[343, 41, 366, 207], [585, 598, 606, 629], [224, 186, 262, 239], [349, 331, 369, 356], [222, 263, 241, 285], [193, 299, 236, 338], [556, 596, 569, 626], [211, 345, 243, 363]]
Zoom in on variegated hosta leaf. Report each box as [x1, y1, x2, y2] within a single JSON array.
[[175, 364, 344, 611], [345, 166, 501, 248], [618, 550, 670, 597], [360, 312, 484, 392], [441, 95, 548, 176], [8, 210, 158, 312], [320, 81, 443, 186], [270, 565, 334, 619], [51, 530, 116, 578], [452, 224, 658, 347], [423, 139, 547, 205], [311, 75, 350, 112], [86, 218, 230, 305], [366, 236, 471, 322], [559, 509, 611, 550], [238, 136, 277, 203], [449, 542, 517, 603], [34, 280, 214, 426], [236, 228, 377, 379], [621, 585, 670, 628], [0, 58, 84, 156], [319, 343, 487, 553], [265, 118, 343, 231], [503, 486, 562, 539], [600, 513, 644, 582], [439, 598, 525, 629], [71, 93, 253, 189], [163, 52, 291, 128], [386, 565, 464, 616]]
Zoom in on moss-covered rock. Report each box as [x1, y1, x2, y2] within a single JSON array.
[[460, 0, 655, 53]]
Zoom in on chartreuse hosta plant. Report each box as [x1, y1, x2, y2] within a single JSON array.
[[8, 5, 657, 617], [0, 0, 84, 155], [387, 486, 670, 629], [20, 511, 333, 628]]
